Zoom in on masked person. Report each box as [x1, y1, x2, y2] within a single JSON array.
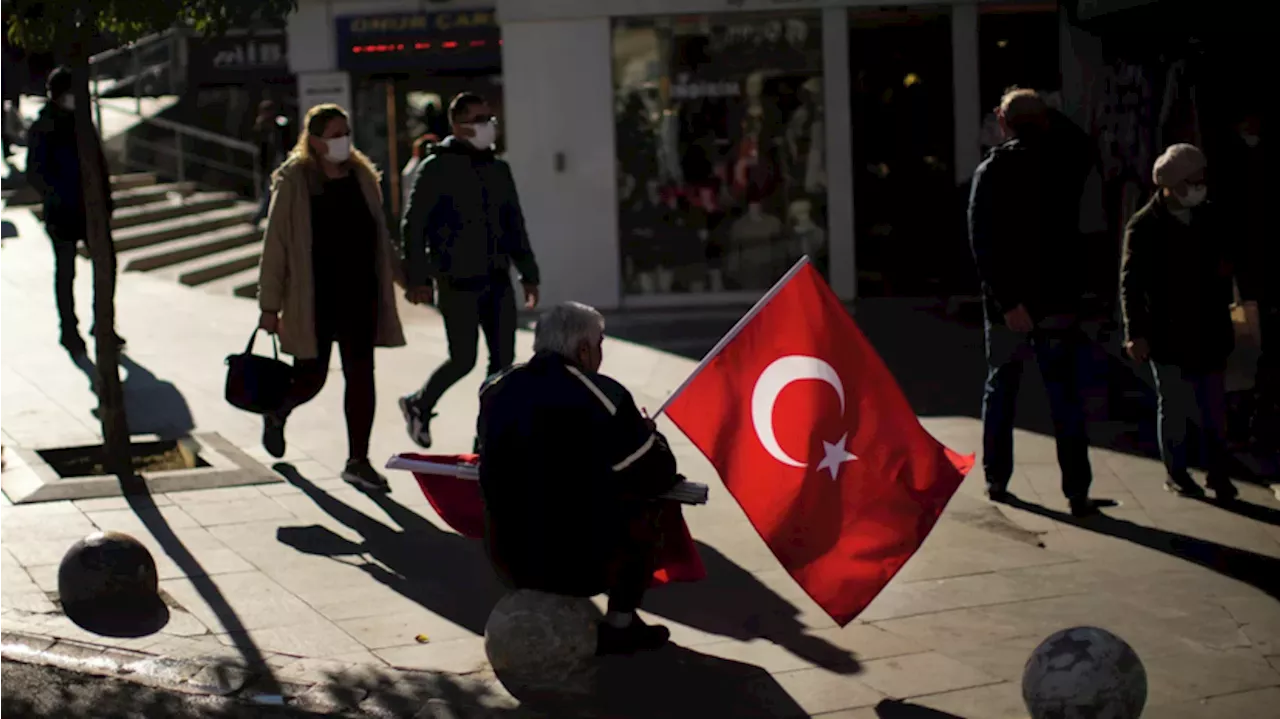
[[257, 103, 406, 491], [26, 66, 123, 355], [1121, 144, 1240, 500], [399, 92, 541, 450]]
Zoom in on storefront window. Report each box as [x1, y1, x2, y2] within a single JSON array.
[[613, 12, 827, 296]]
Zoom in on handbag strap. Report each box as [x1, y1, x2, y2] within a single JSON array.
[[244, 329, 281, 360]]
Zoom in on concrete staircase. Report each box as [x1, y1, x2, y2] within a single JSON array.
[[32, 173, 265, 299]]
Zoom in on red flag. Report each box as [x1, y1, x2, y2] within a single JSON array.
[[401, 453, 706, 587], [662, 262, 973, 625]]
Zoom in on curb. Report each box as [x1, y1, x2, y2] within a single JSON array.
[[0, 629, 509, 717]]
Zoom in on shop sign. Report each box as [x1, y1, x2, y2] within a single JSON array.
[[297, 71, 351, 127], [335, 9, 501, 72], [188, 33, 290, 85]]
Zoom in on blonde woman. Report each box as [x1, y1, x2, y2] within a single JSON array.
[[257, 103, 406, 491]]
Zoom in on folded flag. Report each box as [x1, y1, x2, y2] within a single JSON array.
[[387, 453, 707, 586]]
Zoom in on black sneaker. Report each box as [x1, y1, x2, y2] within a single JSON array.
[[398, 396, 433, 449], [985, 486, 1015, 503], [1163, 475, 1205, 498], [1205, 476, 1239, 502], [596, 618, 670, 656], [343, 459, 390, 493], [263, 412, 286, 459]]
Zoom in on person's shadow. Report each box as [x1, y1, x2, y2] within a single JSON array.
[[1002, 496, 1280, 599], [70, 351, 194, 439], [273, 464, 859, 675]]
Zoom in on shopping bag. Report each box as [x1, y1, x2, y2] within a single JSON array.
[[225, 329, 293, 414]]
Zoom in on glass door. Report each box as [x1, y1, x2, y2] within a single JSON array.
[[848, 8, 961, 298]]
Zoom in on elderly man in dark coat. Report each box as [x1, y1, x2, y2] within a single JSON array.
[[1121, 143, 1241, 500]]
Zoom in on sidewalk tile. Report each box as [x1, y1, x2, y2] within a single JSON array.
[[805, 623, 925, 661], [696, 638, 824, 674], [73, 494, 174, 511], [375, 636, 488, 674], [159, 571, 326, 632], [768, 668, 884, 715], [182, 498, 295, 527], [84, 505, 200, 532], [854, 651, 1000, 698], [335, 609, 475, 651], [216, 620, 364, 658], [910, 682, 1030, 719], [1143, 646, 1280, 706], [166, 486, 267, 506], [1156, 687, 1280, 719]]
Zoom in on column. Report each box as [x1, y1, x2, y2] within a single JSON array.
[[951, 1, 981, 185], [822, 7, 855, 301]]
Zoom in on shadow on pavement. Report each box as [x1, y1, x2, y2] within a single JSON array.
[[66, 350, 195, 439], [122, 488, 282, 695], [1194, 495, 1280, 528], [643, 542, 860, 674], [274, 463, 506, 635], [1002, 496, 1280, 599], [274, 463, 858, 676], [875, 699, 965, 718]]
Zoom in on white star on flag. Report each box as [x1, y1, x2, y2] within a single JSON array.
[[816, 432, 858, 479]]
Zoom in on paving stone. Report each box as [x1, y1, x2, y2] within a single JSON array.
[[3, 535, 81, 567], [375, 637, 489, 674], [73, 494, 174, 512], [768, 668, 885, 715], [859, 569, 1079, 623], [216, 620, 364, 658], [336, 609, 475, 651], [166, 486, 268, 506], [84, 504, 200, 533], [910, 682, 1031, 718], [1153, 686, 1280, 718], [159, 571, 327, 633], [853, 651, 1001, 699], [696, 637, 826, 675], [181, 498, 295, 527], [1141, 645, 1280, 705]]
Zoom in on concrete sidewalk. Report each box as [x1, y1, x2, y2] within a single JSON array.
[[3, 205, 1279, 717]]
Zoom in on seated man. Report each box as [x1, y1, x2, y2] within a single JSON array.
[[476, 301, 681, 656]]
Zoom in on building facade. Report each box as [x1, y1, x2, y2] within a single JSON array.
[[290, 0, 1225, 312]]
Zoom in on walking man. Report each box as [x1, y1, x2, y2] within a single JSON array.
[[399, 92, 541, 449], [1121, 144, 1240, 500], [968, 88, 1100, 517], [25, 66, 123, 356]]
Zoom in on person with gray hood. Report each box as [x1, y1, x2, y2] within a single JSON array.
[[399, 92, 541, 450], [1121, 143, 1242, 500]]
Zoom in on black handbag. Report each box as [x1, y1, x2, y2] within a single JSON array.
[[225, 329, 293, 414]]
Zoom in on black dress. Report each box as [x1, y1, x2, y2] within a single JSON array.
[[309, 172, 379, 343]]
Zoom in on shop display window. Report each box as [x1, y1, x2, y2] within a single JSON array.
[[613, 11, 827, 296]]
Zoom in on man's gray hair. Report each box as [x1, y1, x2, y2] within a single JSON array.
[[533, 301, 606, 358]]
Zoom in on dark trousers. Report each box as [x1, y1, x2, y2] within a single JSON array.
[[1151, 363, 1229, 480], [47, 220, 118, 340], [410, 277, 516, 414], [280, 316, 376, 462], [982, 315, 1094, 500]]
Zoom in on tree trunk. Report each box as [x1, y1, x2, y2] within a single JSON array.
[[69, 59, 136, 488]]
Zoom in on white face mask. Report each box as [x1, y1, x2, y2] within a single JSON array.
[[1178, 184, 1207, 208], [59, 95, 75, 111], [1241, 133, 1261, 149], [467, 120, 497, 150], [323, 136, 351, 163]]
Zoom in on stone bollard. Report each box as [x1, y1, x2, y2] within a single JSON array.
[[58, 531, 169, 638], [483, 589, 601, 705], [1023, 626, 1147, 719]]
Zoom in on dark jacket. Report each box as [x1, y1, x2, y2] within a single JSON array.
[[400, 136, 540, 289], [968, 116, 1092, 323], [1120, 194, 1237, 371], [26, 102, 112, 237], [476, 352, 679, 596]]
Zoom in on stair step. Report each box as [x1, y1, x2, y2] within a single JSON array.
[[158, 242, 263, 287], [121, 224, 262, 273], [111, 204, 256, 253], [111, 191, 239, 230], [110, 173, 158, 191], [198, 266, 261, 298], [110, 182, 199, 209]]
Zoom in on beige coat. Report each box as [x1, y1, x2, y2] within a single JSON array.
[[258, 154, 406, 360]]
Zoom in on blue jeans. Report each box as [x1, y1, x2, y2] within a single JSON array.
[[982, 316, 1093, 500], [1151, 363, 1229, 481]]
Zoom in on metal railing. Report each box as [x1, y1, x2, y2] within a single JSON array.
[[95, 102, 262, 196], [87, 28, 263, 197]]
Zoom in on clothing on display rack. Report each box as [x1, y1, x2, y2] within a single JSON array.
[[728, 202, 784, 289], [1158, 59, 1202, 150]]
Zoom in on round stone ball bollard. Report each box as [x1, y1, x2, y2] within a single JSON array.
[[1023, 626, 1147, 719], [58, 531, 169, 638], [484, 590, 601, 705]]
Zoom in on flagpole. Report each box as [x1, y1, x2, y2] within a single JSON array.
[[655, 255, 811, 417]]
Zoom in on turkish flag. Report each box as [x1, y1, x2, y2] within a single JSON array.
[[663, 262, 973, 625]]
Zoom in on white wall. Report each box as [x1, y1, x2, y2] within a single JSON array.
[[501, 19, 621, 310]]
